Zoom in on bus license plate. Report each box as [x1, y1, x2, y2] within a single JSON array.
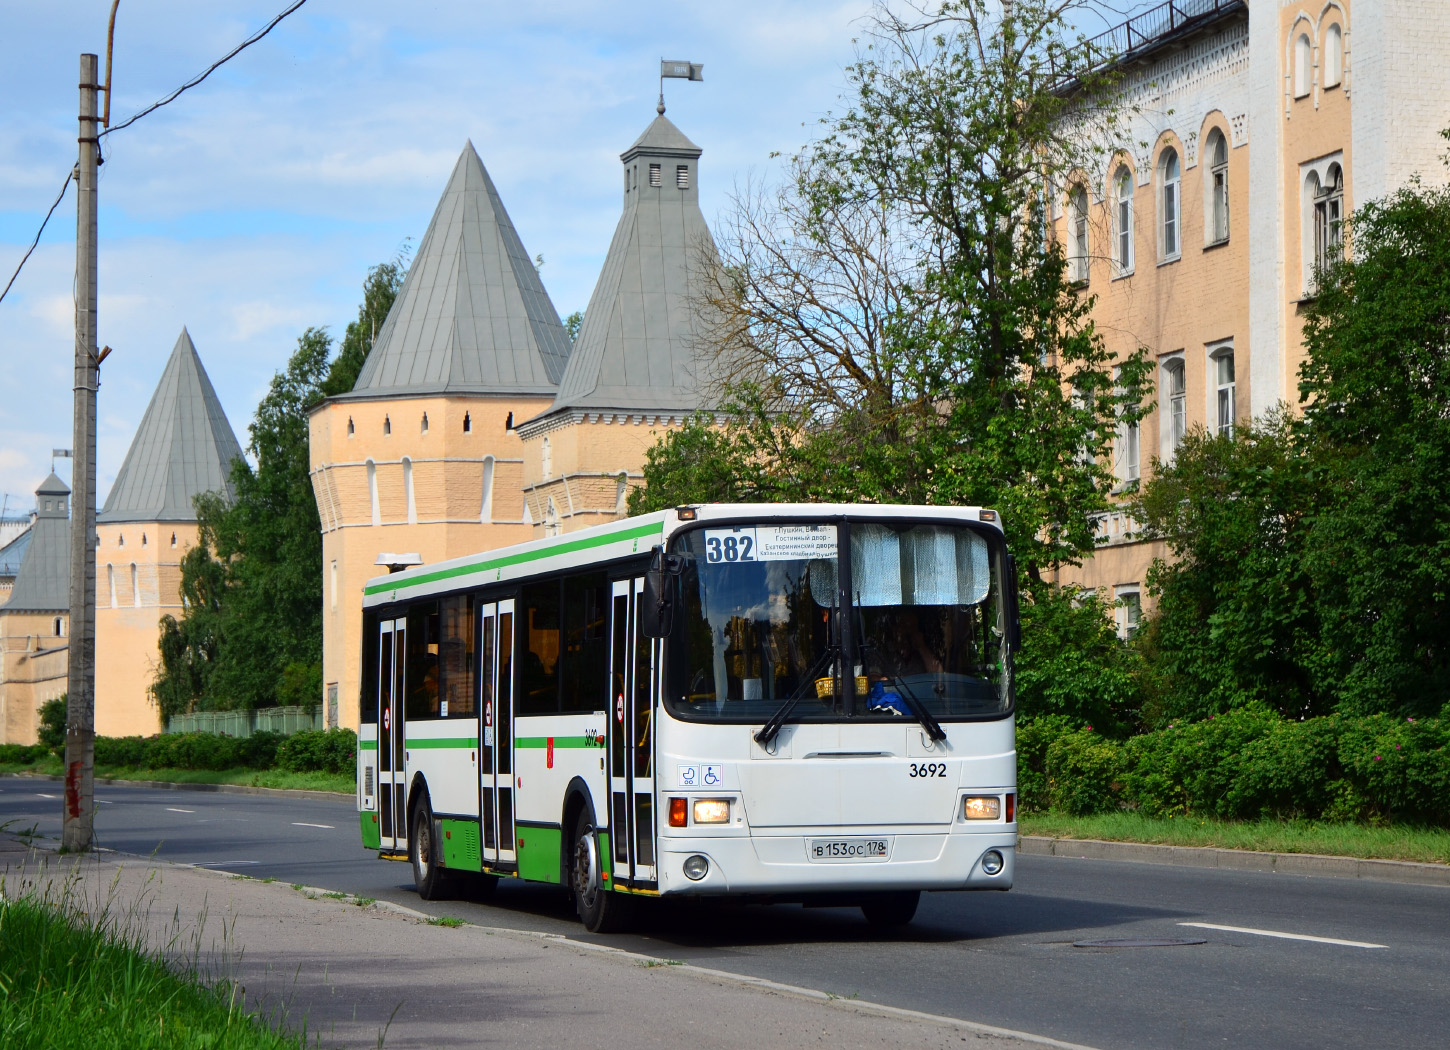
[[808, 837, 891, 862]]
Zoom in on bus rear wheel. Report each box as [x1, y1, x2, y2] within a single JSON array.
[[410, 796, 453, 901], [571, 811, 633, 934], [860, 890, 919, 927]]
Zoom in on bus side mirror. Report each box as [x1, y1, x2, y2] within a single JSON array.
[[642, 546, 680, 638]]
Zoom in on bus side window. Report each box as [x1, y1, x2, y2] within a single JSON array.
[[561, 573, 609, 714], [519, 582, 560, 714], [406, 603, 441, 719], [440, 595, 475, 717]]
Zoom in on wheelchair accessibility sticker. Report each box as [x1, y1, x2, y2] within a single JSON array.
[[678, 764, 723, 788]]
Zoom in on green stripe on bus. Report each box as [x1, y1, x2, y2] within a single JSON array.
[[515, 736, 606, 750], [404, 737, 475, 749], [363, 519, 664, 596], [357, 739, 378, 750]]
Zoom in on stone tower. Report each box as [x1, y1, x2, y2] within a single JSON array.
[[94, 328, 245, 736], [308, 142, 573, 731], [0, 473, 72, 744], [517, 109, 722, 535]]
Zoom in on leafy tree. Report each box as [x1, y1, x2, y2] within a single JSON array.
[[321, 253, 407, 396], [564, 310, 584, 343]]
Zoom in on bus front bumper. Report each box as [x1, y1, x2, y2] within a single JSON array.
[[655, 827, 1015, 896]]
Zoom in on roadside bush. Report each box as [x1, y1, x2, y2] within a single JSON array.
[[1045, 728, 1124, 816], [91, 731, 284, 771], [275, 728, 356, 774], [1015, 716, 1079, 813], [0, 743, 48, 765], [38, 696, 67, 754]]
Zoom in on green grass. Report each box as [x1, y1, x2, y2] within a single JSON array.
[[0, 760, 351, 794], [425, 916, 466, 928], [1020, 811, 1450, 865], [0, 881, 306, 1049]]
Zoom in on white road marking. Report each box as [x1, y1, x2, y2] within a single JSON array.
[[292, 822, 335, 829], [96, 799, 113, 804], [36, 792, 58, 799], [1179, 922, 1387, 949], [191, 860, 259, 868], [166, 807, 195, 814]]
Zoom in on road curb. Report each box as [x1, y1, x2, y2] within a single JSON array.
[[1019, 834, 1450, 887], [0, 771, 349, 804]]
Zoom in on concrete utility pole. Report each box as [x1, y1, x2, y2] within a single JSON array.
[[63, 52, 100, 852]]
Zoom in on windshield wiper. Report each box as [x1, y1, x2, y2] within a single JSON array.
[[754, 646, 837, 748], [878, 671, 947, 743]]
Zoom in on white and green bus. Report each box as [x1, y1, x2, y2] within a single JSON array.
[[357, 503, 1019, 932]]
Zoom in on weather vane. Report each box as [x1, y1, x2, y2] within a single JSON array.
[[658, 59, 704, 115]]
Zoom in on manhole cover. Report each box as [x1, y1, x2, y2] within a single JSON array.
[[1073, 937, 1207, 948]]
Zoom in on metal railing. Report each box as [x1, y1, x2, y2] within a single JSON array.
[[165, 705, 323, 737], [1051, 0, 1246, 86]]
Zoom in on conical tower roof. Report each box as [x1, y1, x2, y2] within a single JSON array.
[[531, 113, 720, 423], [99, 329, 245, 524], [5, 473, 69, 613], [351, 142, 572, 397]]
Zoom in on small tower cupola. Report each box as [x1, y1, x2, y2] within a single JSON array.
[[35, 472, 70, 519]]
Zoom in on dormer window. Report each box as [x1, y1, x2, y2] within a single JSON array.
[[649, 163, 661, 186], [676, 165, 689, 189]]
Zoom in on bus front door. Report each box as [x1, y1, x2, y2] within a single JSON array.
[[377, 617, 406, 852], [609, 578, 657, 888], [479, 599, 517, 868]]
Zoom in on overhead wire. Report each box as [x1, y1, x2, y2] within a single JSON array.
[[0, 0, 310, 307]]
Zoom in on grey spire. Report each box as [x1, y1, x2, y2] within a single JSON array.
[[538, 114, 720, 420], [351, 142, 572, 396], [5, 473, 69, 613], [99, 328, 244, 524]]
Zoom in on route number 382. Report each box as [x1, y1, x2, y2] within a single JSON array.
[[909, 762, 947, 778], [705, 534, 754, 562]]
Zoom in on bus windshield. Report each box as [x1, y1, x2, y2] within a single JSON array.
[[665, 520, 1012, 724]]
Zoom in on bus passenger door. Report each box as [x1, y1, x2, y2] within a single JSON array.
[[377, 617, 406, 851], [609, 578, 657, 887], [480, 599, 517, 867]]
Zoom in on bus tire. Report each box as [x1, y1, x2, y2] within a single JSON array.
[[410, 795, 452, 901], [860, 890, 919, 927], [571, 810, 633, 934]]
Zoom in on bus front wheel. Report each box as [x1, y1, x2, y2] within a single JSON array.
[[860, 890, 919, 927], [410, 795, 452, 901], [571, 811, 634, 934]]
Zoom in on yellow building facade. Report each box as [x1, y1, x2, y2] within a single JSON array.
[[1052, 0, 1450, 627], [0, 474, 71, 745]]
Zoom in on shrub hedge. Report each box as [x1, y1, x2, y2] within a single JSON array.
[[0, 729, 356, 775], [1029, 707, 1450, 824]]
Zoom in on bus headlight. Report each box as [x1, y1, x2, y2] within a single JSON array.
[[962, 796, 1001, 820], [683, 855, 710, 880], [692, 799, 730, 824], [981, 850, 1004, 876]]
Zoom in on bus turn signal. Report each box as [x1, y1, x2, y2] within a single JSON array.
[[669, 797, 688, 827]]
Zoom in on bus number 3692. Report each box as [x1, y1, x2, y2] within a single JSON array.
[[909, 763, 947, 778]]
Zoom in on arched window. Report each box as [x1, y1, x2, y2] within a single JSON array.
[[1314, 164, 1344, 274], [141, 532, 148, 548], [421, 412, 429, 434], [347, 416, 354, 437], [1114, 365, 1140, 486], [1294, 33, 1312, 98], [462, 412, 471, 433], [170, 532, 177, 548], [1113, 166, 1134, 274], [107, 563, 116, 608], [541, 436, 553, 479], [403, 457, 417, 525], [131, 563, 140, 608], [1211, 344, 1236, 437], [1159, 148, 1180, 259], [480, 456, 495, 523], [1163, 358, 1187, 455], [1068, 185, 1089, 283], [118, 533, 125, 548], [1323, 24, 1342, 88], [366, 459, 380, 525], [1206, 130, 1229, 244], [383, 415, 391, 436]]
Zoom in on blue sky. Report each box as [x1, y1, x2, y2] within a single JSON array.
[[0, 0, 1137, 511]]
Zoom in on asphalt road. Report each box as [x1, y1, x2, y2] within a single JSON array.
[[4, 779, 1447, 1050]]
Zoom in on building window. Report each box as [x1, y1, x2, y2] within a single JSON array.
[[170, 532, 177, 548], [649, 162, 661, 187], [1314, 164, 1344, 276], [1068, 185, 1089, 283], [1114, 587, 1142, 641], [481, 456, 495, 523], [1113, 166, 1134, 274], [1159, 148, 1180, 260], [107, 564, 115, 608], [1207, 130, 1229, 244], [545, 495, 560, 536], [54, 617, 64, 637], [421, 412, 429, 434], [131, 563, 140, 608], [463, 412, 471, 433], [118, 534, 125, 548], [1163, 358, 1187, 456], [1212, 346, 1235, 437], [403, 457, 417, 525], [676, 165, 689, 189], [366, 459, 380, 525], [141, 532, 148, 547], [1323, 24, 1342, 89], [383, 415, 391, 435], [615, 473, 629, 515], [1294, 33, 1312, 99], [1114, 366, 1139, 486], [347, 416, 354, 437], [541, 436, 552, 479]]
